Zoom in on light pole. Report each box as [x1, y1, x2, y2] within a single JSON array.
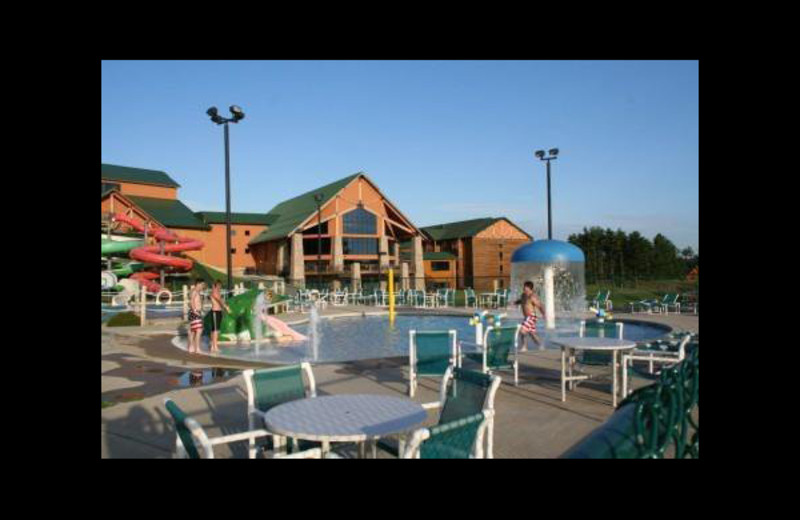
[[207, 105, 245, 293], [313, 193, 324, 289], [535, 148, 559, 239]]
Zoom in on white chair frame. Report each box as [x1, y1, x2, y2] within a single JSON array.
[[401, 409, 495, 459], [408, 329, 459, 398], [480, 324, 521, 386], [242, 362, 317, 458], [621, 335, 690, 398], [419, 365, 501, 458], [165, 398, 322, 459]]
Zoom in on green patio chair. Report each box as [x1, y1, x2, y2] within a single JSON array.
[[661, 293, 681, 314], [435, 288, 450, 307], [464, 288, 477, 308], [401, 411, 494, 458], [382, 367, 501, 458], [630, 294, 672, 314], [242, 363, 318, 458], [577, 320, 624, 366], [408, 330, 458, 397], [164, 398, 322, 459], [621, 334, 692, 398], [592, 290, 612, 311], [466, 324, 521, 386]]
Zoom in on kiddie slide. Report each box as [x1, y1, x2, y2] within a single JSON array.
[[264, 315, 308, 341], [112, 213, 204, 292]]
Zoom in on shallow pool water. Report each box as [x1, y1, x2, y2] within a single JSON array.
[[173, 314, 669, 365]]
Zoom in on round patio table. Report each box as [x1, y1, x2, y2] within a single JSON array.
[[549, 337, 636, 408], [480, 293, 498, 308], [263, 394, 428, 458]]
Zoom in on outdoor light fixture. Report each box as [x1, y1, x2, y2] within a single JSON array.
[[230, 105, 245, 121], [535, 147, 560, 240], [206, 104, 246, 292]]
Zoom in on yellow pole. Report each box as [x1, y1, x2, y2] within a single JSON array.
[[389, 268, 396, 323]]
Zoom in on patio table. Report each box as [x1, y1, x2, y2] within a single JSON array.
[[549, 337, 636, 408], [263, 394, 427, 458], [480, 292, 498, 308]]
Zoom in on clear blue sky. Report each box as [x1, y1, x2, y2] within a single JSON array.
[[102, 60, 698, 251]]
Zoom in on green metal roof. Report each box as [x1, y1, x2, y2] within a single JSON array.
[[422, 217, 501, 240], [421, 217, 532, 241], [196, 211, 276, 226], [423, 251, 457, 260], [127, 196, 209, 230], [101, 185, 118, 199], [101, 163, 181, 188], [249, 173, 362, 245]]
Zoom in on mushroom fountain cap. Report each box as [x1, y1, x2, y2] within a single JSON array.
[[511, 240, 585, 264]]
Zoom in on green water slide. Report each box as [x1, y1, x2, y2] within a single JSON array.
[[102, 238, 146, 279], [101, 237, 144, 256], [202, 288, 291, 341]]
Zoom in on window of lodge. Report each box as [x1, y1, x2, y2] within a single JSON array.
[[343, 207, 377, 234]]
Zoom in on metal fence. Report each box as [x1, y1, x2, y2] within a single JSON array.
[[288, 274, 514, 293]]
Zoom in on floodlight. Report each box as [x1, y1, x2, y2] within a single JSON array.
[[230, 105, 245, 121]]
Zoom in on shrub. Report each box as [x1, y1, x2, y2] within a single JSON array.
[[106, 311, 140, 327]]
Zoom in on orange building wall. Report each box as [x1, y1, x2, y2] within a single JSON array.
[[424, 259, 456, 289], [102, 180, 178, 200], [181, 223, 267, 271]]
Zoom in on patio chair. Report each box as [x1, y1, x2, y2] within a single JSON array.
[[661, 293, 681, 314], [465, 324, 521, 386], [436, 288, 449, 307], [621, 334, 692, 398], [408, 330, 459, 397], [496, 289, 510, 308], [164, 398, 322, 459], [382, 366, 502, 458], [576, 320, 624, 366], [242, 363, 318, 458], [464, 288, 477, 308], [592, 290, 613, 311], [630, 294, 672, 314], [401, 411, 494, 459]]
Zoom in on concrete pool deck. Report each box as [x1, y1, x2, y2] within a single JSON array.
[[101, 307, 698, 458]]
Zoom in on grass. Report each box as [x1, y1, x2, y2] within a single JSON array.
[[586, 279, 698, 310], [106, 311, 141, 327]]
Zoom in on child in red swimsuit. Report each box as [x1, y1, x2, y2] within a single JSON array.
[[515, 281, 545, 351]]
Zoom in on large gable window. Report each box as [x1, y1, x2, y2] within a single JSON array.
[[343, 207, 377, 235]]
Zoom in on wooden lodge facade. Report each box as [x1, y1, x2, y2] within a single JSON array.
[[102, 163, 534, 291], [420, 217, 532, 291]]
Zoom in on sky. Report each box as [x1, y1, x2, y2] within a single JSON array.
[[101, 60, 699, 252]]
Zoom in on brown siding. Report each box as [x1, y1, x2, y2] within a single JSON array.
[[471, 238, 530, 291], [424, 259, 456, 288], [103, 180, 178, 200], [182, 223, 267, 271]]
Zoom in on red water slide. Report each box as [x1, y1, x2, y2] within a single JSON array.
[[112, 213, 204, 292]]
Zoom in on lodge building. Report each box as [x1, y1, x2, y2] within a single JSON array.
[[101, 163, 533, 290]]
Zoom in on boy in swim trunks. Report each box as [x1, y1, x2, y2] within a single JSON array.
[[209, 280, 231, 354], [187, 279, 206, 354], [514, 280, 546, 351]]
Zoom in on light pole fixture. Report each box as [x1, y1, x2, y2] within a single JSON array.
[[535, 148, 559, 240], [206, 105, 246, 293], [313, 193, 324, 288]]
